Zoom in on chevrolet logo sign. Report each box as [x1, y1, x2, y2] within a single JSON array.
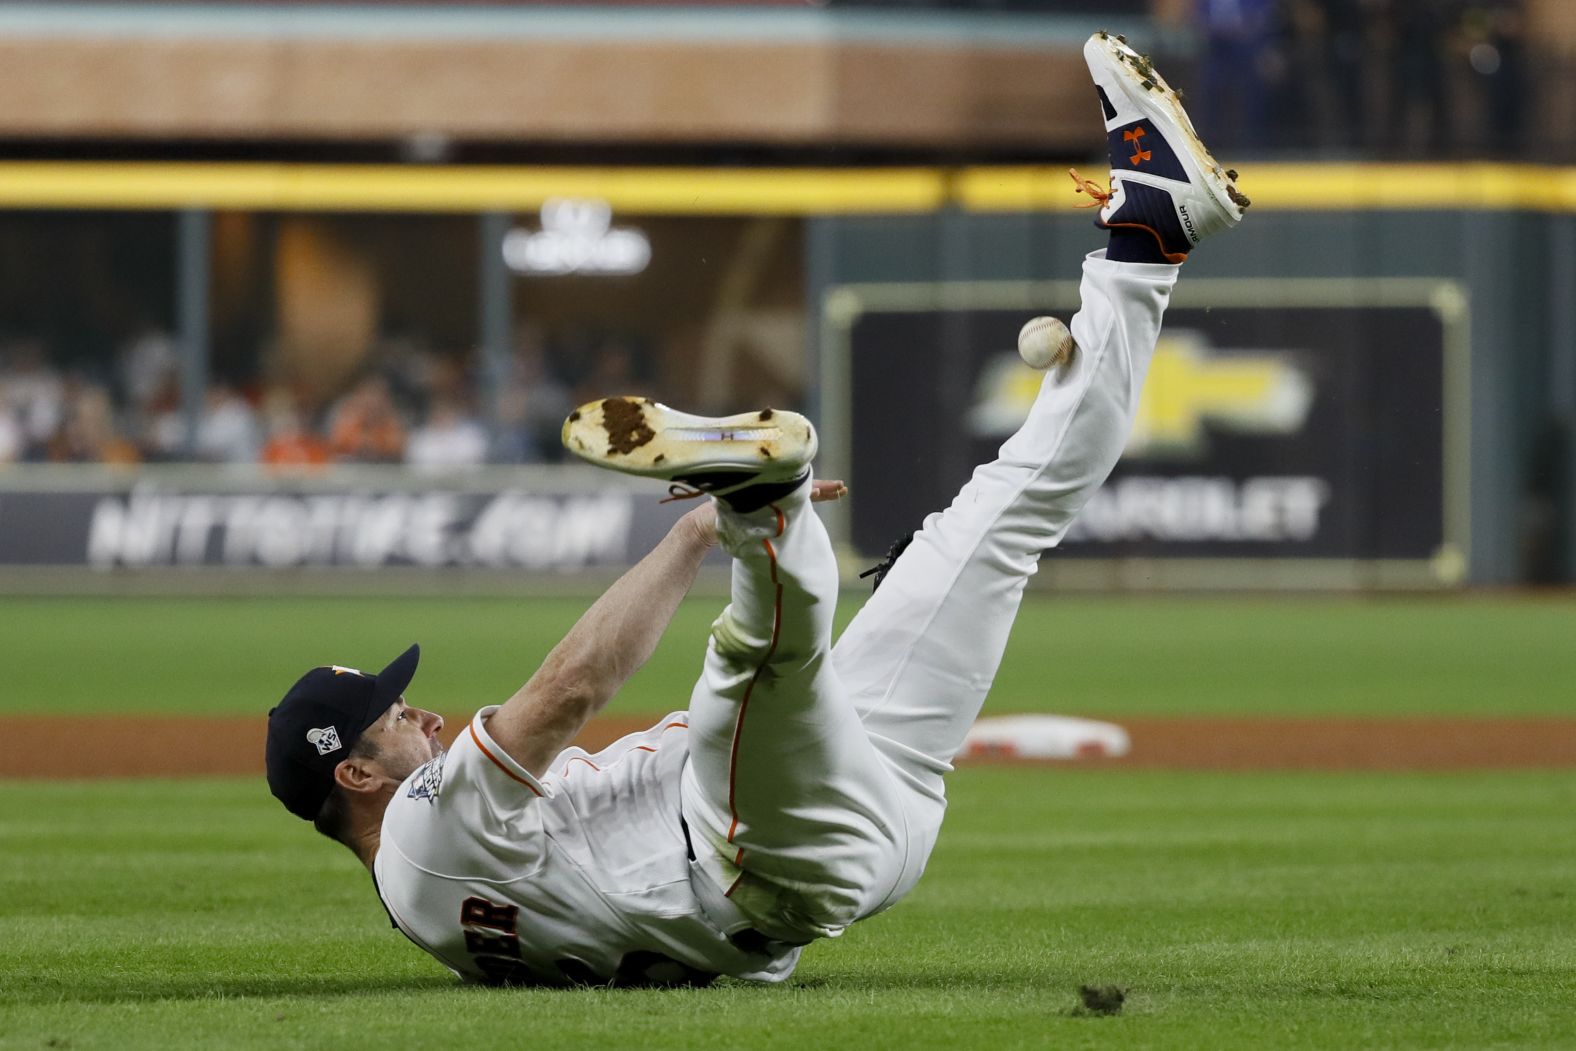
[[1130, 333, 1314, 457], [966, 330, 1313, 460]]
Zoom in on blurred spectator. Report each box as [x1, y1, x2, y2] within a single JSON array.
[[490, 383, 540, 465], [570, 339, 643, 408], [49, 380, 139, 465], [1196, 0, 1277, 153], [490, 329, 573, 465], [406, 396, 488, 472], [139, 373, 186, 461], [119, 327, 180, 458], [118, 327, 177, 416], [1269, 0, 1380, 153], [259, 388, 331, 471], [0, 404, 22, 464], [328, 374, 406, 463], [1, 339, 65, 460], [1462, 0, 1528, 156], [1382, 0, 1452, 156], [1187, 0, 1536, 160], [376, 333, 446, 411], [195, 380, 261, 464], [1315, 0, 1373, 151]]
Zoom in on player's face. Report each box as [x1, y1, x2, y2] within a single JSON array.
[[363, 698, 445, 784]]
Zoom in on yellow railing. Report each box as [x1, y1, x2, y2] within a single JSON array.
[[0, 161, 1573, 214]]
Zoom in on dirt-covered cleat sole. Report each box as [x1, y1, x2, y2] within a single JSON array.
[[561, 397, 817, 497], [1081, 30, 1249, 262]]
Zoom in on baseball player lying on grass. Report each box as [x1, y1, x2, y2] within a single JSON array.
[[265, 32, 1248, 987]]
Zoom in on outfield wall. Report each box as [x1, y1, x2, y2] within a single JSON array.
[[807, 170, 1576, 588], [0, 465, 693, 572], [0, 162, 1572, 588]]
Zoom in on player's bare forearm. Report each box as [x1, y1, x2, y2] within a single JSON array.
[[485, 504, 718, 775]]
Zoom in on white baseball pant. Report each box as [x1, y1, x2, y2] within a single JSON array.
[[679, 252, 1180, 941]]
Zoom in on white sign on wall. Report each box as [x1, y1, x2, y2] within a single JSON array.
[[502, 198, 652, 277]]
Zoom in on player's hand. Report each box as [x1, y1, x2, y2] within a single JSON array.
[[810, 480, 849, 503]]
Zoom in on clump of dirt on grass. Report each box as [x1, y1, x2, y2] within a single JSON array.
[[1073, 984, 1127, 1016]]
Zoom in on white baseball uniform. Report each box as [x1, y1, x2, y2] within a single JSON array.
[[374, 252, 1179, 985]]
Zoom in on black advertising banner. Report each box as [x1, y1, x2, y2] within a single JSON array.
[[846, 294, 1460, 572], [0, 482, 690, 570]]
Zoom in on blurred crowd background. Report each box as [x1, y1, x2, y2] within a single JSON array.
[[859, 0, 1537, 159], [0, 0, 1562, 472], [0, 206, 800, 471], [0, 321, 630, 471], [1182, 0, 1533, 157]]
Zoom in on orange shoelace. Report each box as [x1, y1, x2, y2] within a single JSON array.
[[659, 483, 708, 504], [1068, 168, 1112, 209]]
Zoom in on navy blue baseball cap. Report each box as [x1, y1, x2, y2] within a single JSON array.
[[266, 644, 421, 820]]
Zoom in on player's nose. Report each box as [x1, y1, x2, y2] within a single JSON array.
[[418, 708, 444, 736]]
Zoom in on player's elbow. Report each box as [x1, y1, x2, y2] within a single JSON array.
[[536, 654, 614, 719]]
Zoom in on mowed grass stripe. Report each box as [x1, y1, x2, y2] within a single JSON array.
[[1, 594, 1573, 717], [2, 769, 1573, 1049]]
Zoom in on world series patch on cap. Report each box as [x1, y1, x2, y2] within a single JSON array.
[[265, 643, 421, 820]]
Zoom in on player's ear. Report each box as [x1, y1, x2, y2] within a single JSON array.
[[333, 756, 383, 795]]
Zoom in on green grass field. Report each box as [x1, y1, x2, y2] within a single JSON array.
[[3, 769, 1574, 1050], [5, 593, 1575, 1048], [2, 593, 1575, 717]]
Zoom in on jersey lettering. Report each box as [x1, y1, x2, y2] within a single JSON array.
[[461, 895, 528, 981], [460, 896, 518, 931], [464, 929, 521, 959]]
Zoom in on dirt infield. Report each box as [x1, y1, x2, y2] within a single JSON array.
[[7, 714, 1576, 778]]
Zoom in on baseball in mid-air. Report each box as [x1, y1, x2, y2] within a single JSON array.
[[1017, 315, 1075, 370]]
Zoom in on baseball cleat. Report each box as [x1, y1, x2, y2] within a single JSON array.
[[1075, 30, 1249, 263], [562, 396, 817, 509]]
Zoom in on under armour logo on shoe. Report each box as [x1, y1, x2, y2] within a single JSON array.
[[1124, 127, 1152, 166], [306, 726, 342, 755]]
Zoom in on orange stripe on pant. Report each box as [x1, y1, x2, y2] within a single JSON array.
[[722, 506, 788, 897]]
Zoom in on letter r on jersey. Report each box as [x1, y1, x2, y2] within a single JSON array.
[[461, 896, 519, 932]]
